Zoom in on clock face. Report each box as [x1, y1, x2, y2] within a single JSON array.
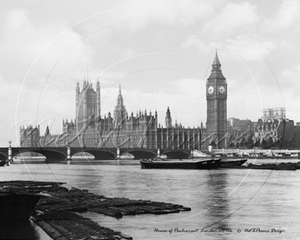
[[208, 86, 214, 94], [218, 86, 225, 94]]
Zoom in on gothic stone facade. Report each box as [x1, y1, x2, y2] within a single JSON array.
[[20, 83, 202, 152], [24, 53, 286, 151]]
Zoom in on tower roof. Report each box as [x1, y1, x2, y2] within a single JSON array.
[[212, 50, 221, 66], [208, 50, 225, 80]]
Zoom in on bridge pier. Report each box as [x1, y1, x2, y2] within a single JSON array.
[[8, 140, 12, 164], [117, 148, 120, 159], [67, 146, 71, 161], [157, 148, 160, 158]]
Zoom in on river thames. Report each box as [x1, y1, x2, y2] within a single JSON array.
[[0, 158, 299, 240]]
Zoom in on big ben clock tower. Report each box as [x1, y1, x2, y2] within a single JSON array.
[[206, 51, 227, 149]]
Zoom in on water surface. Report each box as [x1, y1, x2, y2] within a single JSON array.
[[0, 158, 299, 239]]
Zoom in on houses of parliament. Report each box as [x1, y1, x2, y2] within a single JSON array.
[[20, 52, 300, 152]]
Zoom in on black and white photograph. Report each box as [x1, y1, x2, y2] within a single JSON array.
[[0, 0, 299, 239]]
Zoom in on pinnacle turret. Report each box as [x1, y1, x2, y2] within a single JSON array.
[[114, 83, 127, 128], [117, 83, 124, 105], [165, 107, 172, 128]]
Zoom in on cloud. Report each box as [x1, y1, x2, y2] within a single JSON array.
[[280, 67, 300, 119], [74, 0, 217, 36], [1, 0, 300, 146], [0, 7, 97, 145], [203, 1, 259, 35], [0, 74, 22, 145], [226, 35, 276, 61], [182, 36, 210, 55], [2, 7, 92, 86], [273, 0, 300, 30], [4, 8, 29, 30], [280, 63, 300, 98], [121, 0, 215, 27]]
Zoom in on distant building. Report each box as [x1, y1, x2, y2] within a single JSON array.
[[254, 107, 298, 149], [262, 108, 286, 122], [20, 81, 202, 155], [76, 79, 101, 131], [228, 118, 254, 131], [20, 125, 40, 147], [19, 125, 40, 156]]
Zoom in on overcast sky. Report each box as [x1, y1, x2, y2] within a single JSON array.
[[1, 0, 299, 146]]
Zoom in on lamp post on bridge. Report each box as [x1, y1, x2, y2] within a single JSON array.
[[117, 148, 120, 160], [8, 140, 12, 164], [67, 145, 72, 161]]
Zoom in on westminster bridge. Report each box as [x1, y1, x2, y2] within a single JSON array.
[[0, 146, 194, 162], [1, 146, 300, 162]]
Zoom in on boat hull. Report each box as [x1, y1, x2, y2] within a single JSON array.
[[220, 159, 248, 168], [0, 161, 7, 167], [214, 153, 299, 159], [140, 159, 221, 169], [248, 162, 296, 171], [0, 193, 41, 222]]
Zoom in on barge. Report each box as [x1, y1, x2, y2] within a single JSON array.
[[140, 158, 221, 169]]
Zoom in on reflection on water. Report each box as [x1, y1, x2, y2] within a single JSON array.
[[204, 172, 229, 229], [1, 159, 300, 239]]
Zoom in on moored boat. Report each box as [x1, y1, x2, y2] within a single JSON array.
[[247, 162, 296, 171], [139, 158, 221, 169], [220, 159, 248, 168], [0, 189, 42, 221]]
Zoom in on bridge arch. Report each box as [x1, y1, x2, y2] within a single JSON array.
[[12, 149, 67, 162], [161, 150, 190, 159], [71, 149, 116, 160], [120, 153, 134, 159], [122, 149, 156, 160], [0, 152, 7, 161], [72, 152, 94, 159], [13, 152, 45, 160]]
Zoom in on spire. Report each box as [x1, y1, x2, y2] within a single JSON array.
[[208, 50, 225, 80], [117, 83, 123, 106], [212, 49, 221, 71], [76, 82, 80, 93], [87, 61, 89, 81], [45, 125, 50, 136], [96, 77, 100, 89], [114, 83, 127, 128], [165, 107, 172, 128]]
